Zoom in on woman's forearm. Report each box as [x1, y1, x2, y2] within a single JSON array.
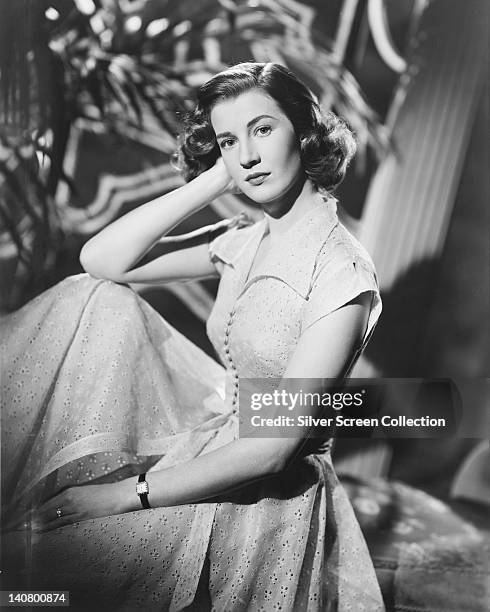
[[79, 165, 227, 279], [115, 437, 285, 513]]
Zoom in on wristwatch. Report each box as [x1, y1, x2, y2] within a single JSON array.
[[136, 473, 151, 509]]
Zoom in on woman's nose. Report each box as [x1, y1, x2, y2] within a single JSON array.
[[239, 140, 260, 169]]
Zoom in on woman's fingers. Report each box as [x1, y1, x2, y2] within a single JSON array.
[[36, 511, 80, 532], [33, 489, 79, 531], [33, 506, 79, 532], [20, 483, 115, 531]]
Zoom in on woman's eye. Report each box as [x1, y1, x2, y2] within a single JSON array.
[[219, 139, 235, 149], [256, 125, 271, 136]]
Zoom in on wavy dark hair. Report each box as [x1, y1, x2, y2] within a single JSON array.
[[175, 62, 356, 193]]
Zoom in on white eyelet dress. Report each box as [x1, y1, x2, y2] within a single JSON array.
[[1, 195, 384, 611]]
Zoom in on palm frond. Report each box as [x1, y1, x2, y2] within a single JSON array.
[[0, 0, 391, 309]]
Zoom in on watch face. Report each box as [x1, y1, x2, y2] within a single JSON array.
[[136, 481, 149, 495]]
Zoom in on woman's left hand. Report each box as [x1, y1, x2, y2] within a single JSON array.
[[32, 482, 125, 532]]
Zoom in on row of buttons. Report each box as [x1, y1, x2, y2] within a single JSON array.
[[223, 308, 239, 413]]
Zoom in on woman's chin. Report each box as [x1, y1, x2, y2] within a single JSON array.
[[239, 187, 281, 206], [236, 181, 302, 210], [236, 191, 263, 208]]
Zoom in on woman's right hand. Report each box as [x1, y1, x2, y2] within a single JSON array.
[[79, 154, 239, 282], [206, 156, 240, 196]]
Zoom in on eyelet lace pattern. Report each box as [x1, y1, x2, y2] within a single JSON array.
[[2, 201, 384, 610]]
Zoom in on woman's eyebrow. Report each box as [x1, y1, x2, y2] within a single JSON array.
[[216, 114, 277, 140]]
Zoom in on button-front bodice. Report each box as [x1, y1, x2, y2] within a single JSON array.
[[206, 195, 382, 413]]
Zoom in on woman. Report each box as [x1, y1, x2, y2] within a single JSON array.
[[2, 63, 384, 610]]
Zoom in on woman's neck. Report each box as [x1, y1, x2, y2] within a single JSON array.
[[262, 179, 321, 243]]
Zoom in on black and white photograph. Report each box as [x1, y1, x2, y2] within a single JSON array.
[[0, 1, 488, 610]]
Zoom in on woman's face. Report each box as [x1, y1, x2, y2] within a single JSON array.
[[210, 89, 304, 207]]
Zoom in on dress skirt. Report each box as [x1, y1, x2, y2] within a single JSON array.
[[1, 275, 385, 611]]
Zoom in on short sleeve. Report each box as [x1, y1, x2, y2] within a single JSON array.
[[208, 213, 255, 274], [208, 226, 238, 269], [301, 253, 382, 346]]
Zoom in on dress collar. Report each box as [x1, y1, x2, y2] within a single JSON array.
[[234, 193, 339, 299]]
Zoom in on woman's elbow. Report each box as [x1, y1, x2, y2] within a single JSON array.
[[261, 443, 297, 475], [269, 438, 311, 474], [79, 243, 117, 280], [270, 453, 297, 475], [243, 440, 288, 478], [79, 243, 100, 277]]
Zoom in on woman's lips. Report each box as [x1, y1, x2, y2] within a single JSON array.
[[245, 173, 270, 186]]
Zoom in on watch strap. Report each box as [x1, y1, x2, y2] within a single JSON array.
[[136, 473, 151, 509]]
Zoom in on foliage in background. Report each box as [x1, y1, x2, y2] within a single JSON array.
[[0, 0, 389, 310]]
